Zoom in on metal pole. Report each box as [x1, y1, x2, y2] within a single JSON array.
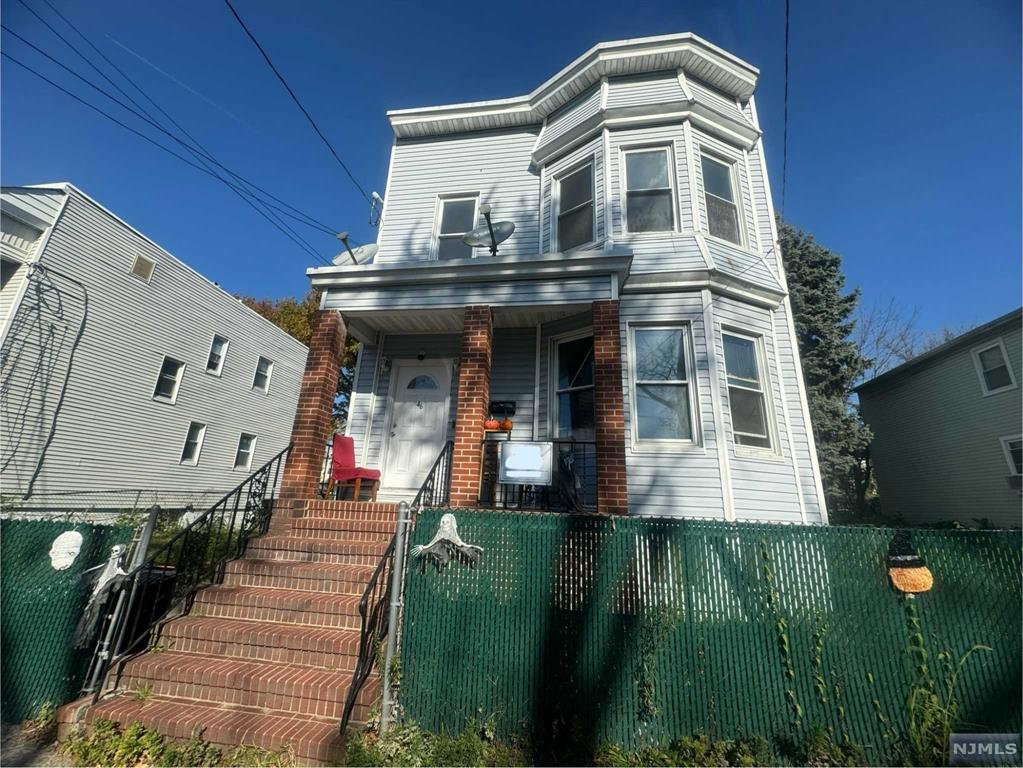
[[379, 501, 410, 733]]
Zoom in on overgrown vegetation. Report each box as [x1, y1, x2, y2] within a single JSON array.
[[595, 734, 775, 767], [62, 719, 293, 767], [344, 719, 529, 767], [21, 701, 57, 742]]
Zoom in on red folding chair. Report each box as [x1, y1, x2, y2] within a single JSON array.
[[325, 435, 381, 501]]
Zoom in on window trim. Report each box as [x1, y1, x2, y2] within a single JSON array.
[[699, 149, 745, 247], [1000, 435, 1022, 476], [620, 145, 679, 235], [179, 421, 207, 466], [627, 322, 701, 451], [234, 432, 257, 471], [721, 328, 778, 455], [252, 356, 274, 394], [971, 339, 1017, 396], [152, 356, 185, 404], [550, 327, 595, 439], [130, 253, 156, 283], [432, 193, 480, 261], [553, 159, 596, 252], [205, 334, 229, 377]]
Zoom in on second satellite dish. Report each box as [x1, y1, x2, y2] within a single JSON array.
[[463, 221, 515, 248], [333, 240, 379, 265]]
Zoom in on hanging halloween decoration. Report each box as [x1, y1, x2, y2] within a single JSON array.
[[412, 513, 483, 570], [887, 531, 933, 594], [72, 544, 128, 647], [49, 530, 84, 570]]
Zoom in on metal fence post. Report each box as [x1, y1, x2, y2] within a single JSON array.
[[379, 500, 411, 733]]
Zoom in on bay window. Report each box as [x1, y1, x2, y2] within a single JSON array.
[[555, 163, 594, 251], [624, 148, 676, 233], [700, 153, 742, 245], [630, 325, 696, 443], [723, 331, 772, 449]]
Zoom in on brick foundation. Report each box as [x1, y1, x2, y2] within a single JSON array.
[[450, 305, 493, 507], [280, 309, 346, 499], [593, 299, 628, 515]]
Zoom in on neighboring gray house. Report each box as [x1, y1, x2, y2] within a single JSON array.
[[0, 183, 307, 508], [308, 33, 829, 523], [856, 309, 1023, 528]]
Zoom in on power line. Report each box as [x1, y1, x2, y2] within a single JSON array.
[[781, 0, 790, 215], [1, 52, 332, 265], [8, 1, 339, 238], [223, 0, 372, 203]]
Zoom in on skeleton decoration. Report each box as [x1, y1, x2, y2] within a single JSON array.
[[49, 531, 84, 570], [412, 513, 483, 570], [72, 544, 128, 648]]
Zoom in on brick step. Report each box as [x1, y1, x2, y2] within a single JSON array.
[[290, 516, 396, 539], [157, 617, 362, 669], [223, 559, 376, 595], [193, 586, 363, 629], [121, 652, 373, 720], [68, 695, 349, 765], [290, 500, 399, 523], [247, 535, 390, 566]]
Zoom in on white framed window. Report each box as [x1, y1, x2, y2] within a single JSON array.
[[700, 152, 742, 245], [972, 339, 1017, 395], [234, 432, 257, 470], [722, 331, 772, 450], [130, 253, 155, 283], [1001, 436, 1022, 476], [553, 331, 595, 440], [555, 161, 595, 251], [628, 325, 698, 446], [434, 195, 479, 260], [153, 356, 185, 403], [252, 356, 274, 393], [206, 334, 229, 375], [623, 147, 677, 233], [180, 421, 207, 465]]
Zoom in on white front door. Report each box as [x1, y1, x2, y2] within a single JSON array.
[[383, 361, 452, 490]]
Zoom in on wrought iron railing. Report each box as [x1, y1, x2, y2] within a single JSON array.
[[338, 440, 454, 736], [83, 445, 291, 701], [479, 438, 597, 513]]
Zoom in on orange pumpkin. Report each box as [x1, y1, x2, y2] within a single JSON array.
[[484, 418, 500, 430], [500, 418, 514, 431]]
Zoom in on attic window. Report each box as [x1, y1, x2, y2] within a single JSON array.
[[130, 253, 155, 283]]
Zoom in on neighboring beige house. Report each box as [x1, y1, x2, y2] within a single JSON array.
[[856, 309, 1022, 527]]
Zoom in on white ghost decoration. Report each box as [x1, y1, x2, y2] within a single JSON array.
[[49, 530, 84, 570]]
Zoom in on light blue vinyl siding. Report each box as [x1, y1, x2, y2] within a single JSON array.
[[539, 86, 602, 150], [606, 72, 686, 109], [541, 136, 605, 253], [687, 77, 750, 126]]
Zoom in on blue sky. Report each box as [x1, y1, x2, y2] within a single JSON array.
[[2, 0, 1019, 333]]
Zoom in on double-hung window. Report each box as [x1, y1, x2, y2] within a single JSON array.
[[556, 163, 594, 251], [700, 153, 742, 245], [206, 335, 228, 375], [624, 148, 676, 233], [234, 433, 257, 470], [180, 421, 206, 465], [554, 334, 595, 440], [435, 196, 478, 260], [723, 332, 771, 449], [972, 340, 1016, 395], [252, 356, 273, 393], [630, 326, 695, 443], [153, 357, 185, 403], [1001, 436, 1022, 476]]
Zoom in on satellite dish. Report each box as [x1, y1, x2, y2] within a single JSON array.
[[332, 242, 378, 266], [463, 221, 515, 248]]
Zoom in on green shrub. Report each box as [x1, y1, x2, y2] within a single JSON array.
[[595, 734, 774, 767], [343, 720, 530, 767], [798, 726, 864, 767]]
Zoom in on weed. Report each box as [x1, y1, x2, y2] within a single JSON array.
[[133, 683, 154, 701], [21, 701, 57, 741]]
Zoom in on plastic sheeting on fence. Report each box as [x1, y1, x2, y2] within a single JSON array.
[[399, 510, 1022, 763], [1, 519, 133, 723]]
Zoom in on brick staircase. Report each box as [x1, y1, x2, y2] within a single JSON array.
[[58, 499, 399, 766]]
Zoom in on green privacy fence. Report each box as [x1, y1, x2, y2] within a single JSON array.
[[399, 510, 1022, 763], [1, 518, 133, 723]]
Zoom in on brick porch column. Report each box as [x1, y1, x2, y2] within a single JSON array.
[[280, 309, 347, 499], [593, 299, 629, 515], [450, 305, 493, 507]]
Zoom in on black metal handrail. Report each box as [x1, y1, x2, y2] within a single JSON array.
[[338, 440, 454, 735], [84, 445, 292, 701]]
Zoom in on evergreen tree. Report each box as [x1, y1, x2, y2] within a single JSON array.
[[777, 218, 872, 517]]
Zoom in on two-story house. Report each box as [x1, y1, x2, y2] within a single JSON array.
[[0, 183, 307, 510], [307, 32, 827, 523]]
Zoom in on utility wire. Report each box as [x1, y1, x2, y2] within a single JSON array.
[[223, 0, 372, 203], [780, 0, 790, 215], [2, 52, 331, 265], [7, 2, 338, 238]]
